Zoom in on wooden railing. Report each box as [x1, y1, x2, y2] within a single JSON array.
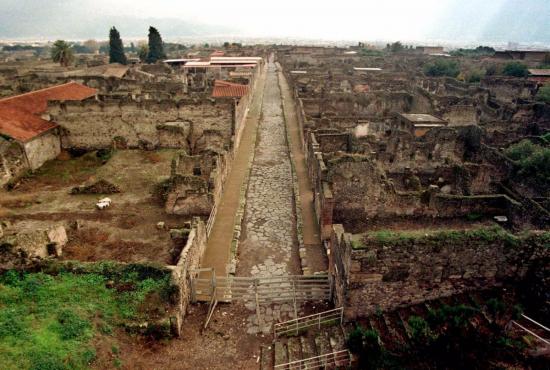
[[273, 307, 344, 339]]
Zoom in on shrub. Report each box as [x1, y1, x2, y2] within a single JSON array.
[[505, 140, 550, 188], [424, 59, 460, 78], [55, 309, 92, 340], [503, 62, 528, 77], [485, 64, 499, 76], [466, 69, 485, 83], [29, 353, 68, 370], [347, 326, 366, 354], [0, 308, 26, 338], [536, 85, 550, 103], [408, 316, 431, 343], [487, 298, 505, 318]]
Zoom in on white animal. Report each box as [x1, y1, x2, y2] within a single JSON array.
[[96, 197, 112, 210]]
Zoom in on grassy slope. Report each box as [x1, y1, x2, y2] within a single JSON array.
[[0, 270, 169, 370]]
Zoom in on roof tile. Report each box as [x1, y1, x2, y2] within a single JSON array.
[[211, 80, 249, 98], [0, 82, 97, 142]]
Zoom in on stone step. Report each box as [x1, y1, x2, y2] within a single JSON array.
[[383, 313, 406, 344], [260, 344, 274, 370], [327, 326, 347, 367], [396, 309, 413, 340], [314, 331, 336, 369], [287, 337, 302, 364], [327, 325, 346, 352], [274, 341, 288, 369], [300, 334, 318, 359]]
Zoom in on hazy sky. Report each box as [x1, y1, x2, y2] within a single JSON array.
[[82, 0, 465, 39], [89, 0, 451, 39], [2, 0, 549, 43]]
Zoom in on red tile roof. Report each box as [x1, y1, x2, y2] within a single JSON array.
[[211, 80, 249, 98], [0, 82, 97, 142]]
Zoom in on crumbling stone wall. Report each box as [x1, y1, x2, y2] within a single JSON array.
[[481, 77, 538, 103], [48, 98, 234, 152], [0, 225, 67, 270], [169, 218, 207, 336], [0, 138, 27, 186], [330, 226, 550, 319], [23, 130, 61, 170]]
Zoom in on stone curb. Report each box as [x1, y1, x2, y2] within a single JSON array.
[[277, 66, 308, 276], [226, 66, 267, 277]]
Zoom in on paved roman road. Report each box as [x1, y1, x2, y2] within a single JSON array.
[[236, 57, 303, 333], [237, 58, 301, 279]]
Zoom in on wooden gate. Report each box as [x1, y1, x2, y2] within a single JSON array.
[[190, 269, 331, 329]]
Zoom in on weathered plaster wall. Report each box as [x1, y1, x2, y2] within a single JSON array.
[[23, 130, 61, 170]]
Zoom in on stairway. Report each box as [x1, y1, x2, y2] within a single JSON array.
[[260, 325, 349, 370]]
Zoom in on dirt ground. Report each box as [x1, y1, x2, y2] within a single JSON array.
[[106, 304, 271, 370], [1, 149, 190, 265]]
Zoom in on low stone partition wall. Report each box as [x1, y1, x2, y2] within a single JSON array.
[[330, 225, 550, 319], [168, 217, 207, 336]]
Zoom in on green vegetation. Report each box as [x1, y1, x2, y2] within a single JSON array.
[[465, 69, 485, 83], [360, 226, 520, 248], [108, 27, 127, 65], [0, 264, 171, 369], [347, 326, 396, 369], [536, 85, 550, 103], [408, 316, 432, 342], [359, 48, 384, 57], [386, 41, 405, 53], [146, 26, 166, 63], [505, 139, 550, 189], [450, 46, 495, 58], [502, 62, 529, 77], [138, 44, 148, 62], [50, 40, 74, 67], [423, 59, 460, 78]]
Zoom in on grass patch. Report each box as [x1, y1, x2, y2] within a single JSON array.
[[358, 226, 524, 249], [0, 267, 171, 369]]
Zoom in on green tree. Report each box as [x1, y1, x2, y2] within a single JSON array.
[[138, 44, 148, 62], [389, 41, 404, 53], [146, 26, 166, 63], [536, 85, 550, 103], [424, 59, 460, 78], [503, 62, 528, 77], [51, 40, 74, 67], [109, 27, 127, 65]]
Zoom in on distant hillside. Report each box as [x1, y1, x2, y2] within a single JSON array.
[[428, 0, 550, 44], [0, 13, 235, 40]]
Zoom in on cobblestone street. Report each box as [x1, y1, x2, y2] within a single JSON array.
[[237, 58, 302, 333]]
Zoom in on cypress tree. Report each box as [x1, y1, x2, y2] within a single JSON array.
[[146, 26, 166, 63], [109, 27, 127, 65]]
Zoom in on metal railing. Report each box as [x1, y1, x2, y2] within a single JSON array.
[[274, 307, 344, 338], [274, 350, 351, 370], [511, 314, 550, 346]]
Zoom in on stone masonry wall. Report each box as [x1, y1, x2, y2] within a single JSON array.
[[168, 217, 207, 336], [0, 139, 28, 186], [331, 226, 550, 319], [23, 130, 61, 170], [48, 98, 234, 152]]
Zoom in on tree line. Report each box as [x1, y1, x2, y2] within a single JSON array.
[[50, 26, 166, 66]]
